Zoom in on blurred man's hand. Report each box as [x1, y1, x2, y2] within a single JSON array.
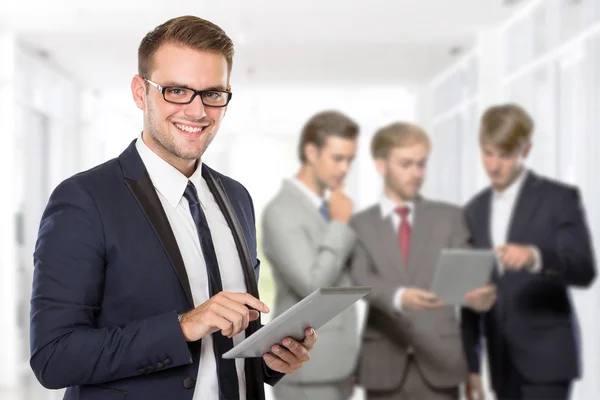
[[495, 244, 536, 270], [329, 188, 353, 223], [402, 288, 444, 311], [466, 373, 485, 400], [464, 284, 497, 312]]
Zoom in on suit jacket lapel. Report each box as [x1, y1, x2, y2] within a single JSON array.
[[119, 141, 194, 307], [478, 190, 493, 248], [506, 172, 541, 243], [282, 180, 326, 227], [477, 189, 499, 283], [408, 199, 435, 284], [201, 166, 260, 298], [201, 166, 266, 399]]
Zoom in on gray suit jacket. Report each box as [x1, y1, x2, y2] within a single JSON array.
[[262, 180, 360, 384], [349, 198, 468, 391]]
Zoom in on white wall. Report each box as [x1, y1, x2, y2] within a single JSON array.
[[79, 88, 141, 169], [0, 32, 19, 388], [0, 39, 83, 398]]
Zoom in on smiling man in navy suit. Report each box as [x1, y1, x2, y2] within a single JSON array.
[[30, 16, 316, 400]]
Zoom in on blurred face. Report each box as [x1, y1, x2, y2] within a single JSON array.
[[481, 142, 530, 191], [305, 136, 357, 190], [376, 142, 429, 202], [132, 43, 229, 171]]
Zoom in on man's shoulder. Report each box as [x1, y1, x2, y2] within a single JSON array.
[[262, 182, 310, 224], [349, 204, 379, 229], [204, 165, 252, 202], [464, 187, 491, 212], [204, 165, 245, 190], [533, 173, 577, 195], [421, 198, 462, 215], [55, 157, 123, 195]]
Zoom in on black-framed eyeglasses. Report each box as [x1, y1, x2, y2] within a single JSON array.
[[144, 78, 232, 107]]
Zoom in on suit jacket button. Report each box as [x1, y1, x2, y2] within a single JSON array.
[[183, 377, 196, 389], [146, 366, 155, 373], [164, 358, 173, 366], [156, 362, 164, 369], [137, 368, 145, 375]]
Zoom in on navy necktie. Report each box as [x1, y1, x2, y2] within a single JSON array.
[[183, 182, 239, 400], [319, 200, 330, 221]]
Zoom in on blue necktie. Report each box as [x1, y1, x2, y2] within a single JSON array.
[[183, 182, 239, 400], [319, 200, 330, 221]]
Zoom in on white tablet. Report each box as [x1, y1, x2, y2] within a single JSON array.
[[222, 286, 370, 359], [430, 249, 495, 305]]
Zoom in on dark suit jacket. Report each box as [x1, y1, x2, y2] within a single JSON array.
[[461, 171, 596, 391], [30, 140, 282, 400]]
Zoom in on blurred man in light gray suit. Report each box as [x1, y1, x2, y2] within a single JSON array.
[[349, 122, 496, 400], [262, 111, 360, 400]]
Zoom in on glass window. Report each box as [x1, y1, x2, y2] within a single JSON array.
[[504, 64, 558, 178], [431, 115, 462, 205], [558, 0, 595, 42]]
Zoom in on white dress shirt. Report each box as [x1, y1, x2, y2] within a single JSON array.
[[378, 195, 414, 313], [136, 136, 247, 400], [491, 169, 541, 274]]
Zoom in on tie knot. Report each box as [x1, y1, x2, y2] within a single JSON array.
[[395, 206, 410, 219], [183, 182, 199, 206]]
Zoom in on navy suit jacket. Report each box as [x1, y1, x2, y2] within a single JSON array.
[[461, 172, 596, 391], [30, 140, 282, 400]]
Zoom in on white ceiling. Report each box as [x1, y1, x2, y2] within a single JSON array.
[[0, 0, 528, 90]]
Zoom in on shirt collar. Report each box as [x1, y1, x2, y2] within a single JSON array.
[[288, 177, 327, 209], [136, 134, 203, 208], [493, 168, 528, 200], [379, 194, 414, 219]]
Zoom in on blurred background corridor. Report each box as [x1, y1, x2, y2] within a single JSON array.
[[1, 0, 600, 398]]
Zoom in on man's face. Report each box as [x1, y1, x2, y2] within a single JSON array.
[[376, 143, 428, 201], [306, 136, 357, 190], [481, 142, 530, 190], [132, 43, 229, 163]]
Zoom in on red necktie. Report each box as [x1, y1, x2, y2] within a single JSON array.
[[396, 206, 411, 265]]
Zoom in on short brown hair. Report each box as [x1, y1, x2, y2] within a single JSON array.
[[480, 103, 534, 153], [371, 122, 431, 159], [138, 16, 234, 79], [298, 111, 359, 163]]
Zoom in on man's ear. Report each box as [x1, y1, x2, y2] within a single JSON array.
[[305, 143, 319, 164], [521, 141, 532, 158], [222, 85, 232, 117], [131, 75, 147, 111]]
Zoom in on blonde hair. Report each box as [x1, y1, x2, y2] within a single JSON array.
[[480, 103, 534, 153], [371, 122, 431, 159]]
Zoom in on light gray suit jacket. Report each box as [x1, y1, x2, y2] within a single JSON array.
[[349, 198, 468, 391], [262, 180, 360, 384]]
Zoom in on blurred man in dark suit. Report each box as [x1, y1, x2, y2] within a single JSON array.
[[462, 104, 596, 400]]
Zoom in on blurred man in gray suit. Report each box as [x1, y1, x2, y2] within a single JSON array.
[[262, 111, 360, 400], [350, 122, 496, 400]]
